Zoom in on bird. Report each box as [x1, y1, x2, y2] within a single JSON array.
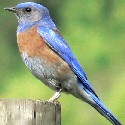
[[4, 2, 122, 125]]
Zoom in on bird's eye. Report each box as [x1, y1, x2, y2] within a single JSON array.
[[25, 7, 32, 12]]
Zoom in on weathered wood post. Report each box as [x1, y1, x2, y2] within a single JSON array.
[[0, 99, 61, 125]]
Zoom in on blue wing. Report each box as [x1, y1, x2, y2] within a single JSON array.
[[38, 26, 98, 97]]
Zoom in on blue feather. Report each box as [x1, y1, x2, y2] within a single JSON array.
[[38, 26, 122, 125], [38, 26, 98, 97]]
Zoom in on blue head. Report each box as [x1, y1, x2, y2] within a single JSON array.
[[5, 2, 56, 31]]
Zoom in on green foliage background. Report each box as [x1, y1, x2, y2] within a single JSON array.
[[0, 0, 125, 124]]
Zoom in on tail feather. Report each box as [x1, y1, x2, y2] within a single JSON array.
[[77, 80, 121, 124], [92, 97, 122, 125]]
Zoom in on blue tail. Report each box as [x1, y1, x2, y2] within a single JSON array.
[[91, 96, 122, 125], [78, 79, 122, 125]]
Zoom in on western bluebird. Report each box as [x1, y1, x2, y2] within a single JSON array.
[[5, 2, 121, 125]]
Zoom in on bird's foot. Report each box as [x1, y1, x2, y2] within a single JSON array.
[[49, 89, 62, 102]]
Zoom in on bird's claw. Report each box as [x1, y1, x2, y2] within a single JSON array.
[[49, 89, 62, 102]]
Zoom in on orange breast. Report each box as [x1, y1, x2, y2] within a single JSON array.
[[17, 26, 62, 64], [17, 26, 71, 74]]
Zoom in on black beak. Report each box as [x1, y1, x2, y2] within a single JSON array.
[[4, 7, 16, 13]]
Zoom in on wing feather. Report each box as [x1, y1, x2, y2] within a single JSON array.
[[38, 26, 98, 97]]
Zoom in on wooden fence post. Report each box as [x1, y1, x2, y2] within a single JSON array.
[[0, 99, 61, 125]]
